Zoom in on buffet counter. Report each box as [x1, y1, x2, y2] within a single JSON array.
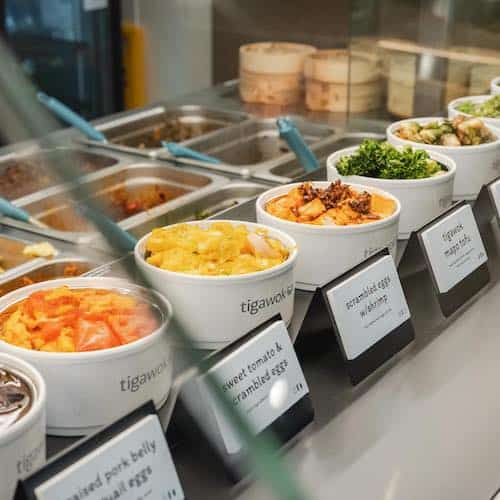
[[1, 84, 500, 500]]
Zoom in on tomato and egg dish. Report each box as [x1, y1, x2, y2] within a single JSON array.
[[0, 287, 159, 352]]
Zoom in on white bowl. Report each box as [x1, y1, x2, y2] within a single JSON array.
[[256, 182, 400, 291], [448, 95, 500, 129], [0, 277, 173, 436], [491, 77, 500, 96], [326, 146, 456, 239], [0, 353, 46, 500], [135, 220, 297, 350], [387, 117, 500, 200]]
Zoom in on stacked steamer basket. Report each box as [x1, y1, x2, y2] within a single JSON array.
[[239, 42, 316, 105], [304, 49, 383, 113]]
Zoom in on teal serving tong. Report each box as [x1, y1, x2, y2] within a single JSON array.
[[37, 91, 107, 143], [276, 117, 320, 173]]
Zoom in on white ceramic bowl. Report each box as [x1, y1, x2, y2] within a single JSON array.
[[387, 117, 500, 200], [135, 220, 297, 350], [448, 95, 500, 128], [326, 146, 456, 239], [256, 182, 400, 291], [491, 77, 500, 96], [0, 353, 46, 500], [0, 277, 173, 437]]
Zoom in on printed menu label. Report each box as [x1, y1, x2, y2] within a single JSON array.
[[489, 178, 500, 219], [325, 254, 410, 360], [205, 320, 308, 455], [420, 205, 487, 293], [34, 415, 184, 500]]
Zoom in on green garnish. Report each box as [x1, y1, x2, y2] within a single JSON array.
[[337, 140, 443, 180], [456, 95, 500, 118]]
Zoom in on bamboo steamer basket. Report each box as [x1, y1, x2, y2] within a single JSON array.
[[239, 42, 316, 105], [304, 49, 382, 113], [386, 51, 417, 118]]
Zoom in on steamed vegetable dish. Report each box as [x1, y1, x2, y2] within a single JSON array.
[[337, 140, 445, 179], [265, 181, 396, 225], [145, 222, 290, 276], [0, 287, 159, 352], [395, 116, 495, 146], [456, 95, 500, 119]]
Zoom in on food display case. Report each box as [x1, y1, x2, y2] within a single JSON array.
[[1, 1, 500, 500]]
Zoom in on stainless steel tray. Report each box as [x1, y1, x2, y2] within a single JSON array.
[[0, 256, 100, 297], [0, 235, 43, 277], [174, 117, 335, 176], [127, 181, 267, 239], [0, 147, 120, 202], [83, 104, 251, 156], [5, 163, 228, 245], [252, 132, 386, 184]]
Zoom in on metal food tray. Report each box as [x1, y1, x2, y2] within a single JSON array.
[[5, 163, 228, 245], [82, 104, 251, 156], [0, 256, 100, 297], [173, 117, 335, 176], [252, 132, 386, 184], [0, 147, 120, 203], [0, 235, 44, 278], [127, 181, 268, 238]]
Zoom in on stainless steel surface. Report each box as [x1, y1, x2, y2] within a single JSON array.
[[6, 162, 228, 245], [127, 181, 267, 238], [84, 104, 250, 156], [0, 147, 119, 202], [253, 132, 386, 184], [0, 256, 99, 297], [180, 117, 335, 176]]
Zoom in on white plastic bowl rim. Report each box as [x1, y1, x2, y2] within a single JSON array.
[[0, 277, 173, 364], [326, 145, 457, 186], [448, 95, 500, 124], [0, 353, 46, 446], [135, 219, 298, 285], [256, 181, 401, 235], [387, 116, 500, 153]]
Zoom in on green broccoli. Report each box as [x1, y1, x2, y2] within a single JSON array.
[[336, 140, 444, 180]]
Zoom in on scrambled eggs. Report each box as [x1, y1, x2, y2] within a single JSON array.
[[145, 222, 290, 276], [0, 287, 158, 352]]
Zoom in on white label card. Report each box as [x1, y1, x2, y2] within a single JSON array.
[[420, 205, 487, 293], [325, 254, 410, 361], [34, 415, 184, 500], [204, 320, 309, 455], [489, 178, 500, 218]]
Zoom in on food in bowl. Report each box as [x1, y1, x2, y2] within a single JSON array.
[[0, 366, 33, 431], [394, 116, 495, 146], [0, 353, 46, 500], [0, 287, 159, 352], [336, 139, 445, 179], [144, 221, 290, 276], [455, 94, 500, 118], [265, 180, 396, 225]]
